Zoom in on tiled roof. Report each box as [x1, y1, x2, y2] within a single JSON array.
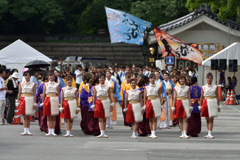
[[149, 4, 240, 34]]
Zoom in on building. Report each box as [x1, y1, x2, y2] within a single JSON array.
[[147, 4, 240, 70]]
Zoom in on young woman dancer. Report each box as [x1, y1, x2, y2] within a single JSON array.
[[18, 71, 37, 136], [42, 72, 60, 137], [144, 74, 162, 139], [200, 72, 220, 139], [91, 74, 113, 138], [124, 79, 143, 139], [172, 76, 192, 139], [60, 75, 80, 137]]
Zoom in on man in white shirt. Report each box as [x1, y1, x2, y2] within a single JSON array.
[[0, 68, 7, 125], [74, 65, 83, 89]]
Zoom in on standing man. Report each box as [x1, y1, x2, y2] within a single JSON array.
[[75, 65, 83, 89], [6, 72, 19, 124], [0, 68, 7, 125]]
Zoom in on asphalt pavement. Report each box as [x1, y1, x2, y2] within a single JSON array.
[[0, 102, 240, 160]]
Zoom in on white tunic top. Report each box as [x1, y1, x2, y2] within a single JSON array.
[[62, 86, 77, 98], [174, 85, 189, 97], [21, 81, 35, 94], [45, 81, 59, 94], [202, 84, 217, 97], [145, 84, 160, 97], [127, 89, 141, 101], [95, 84, 109, 97]]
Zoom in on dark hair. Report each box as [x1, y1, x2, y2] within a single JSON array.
[[65, 75, 72, 81], [227, 77, 231, 81], [132, 72, 138, 77], [137, 78, 145, 87], [149, 74, 156, 79], [30, 69, 37, 76], [89, 78, 95, 87], [98, 73, 105, 79], [77, 65, 82, 68], [10, 69, 18, 75], [191, 76, 198, 85], [163, 72, 169, 76], [48, 71, 55, 76], [23, 71, 31, 76], [42, 73, 48, 82], [87, 76, 93, 83], [130, 79, 136, 83], [169, 75, 176, 79], [206, 72, 213, 78], [1, 65, 6, 69], [179, 75, 187, 82], [0, 68, 5, 74]]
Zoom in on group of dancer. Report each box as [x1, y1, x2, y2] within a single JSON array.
[[16, 66, 221, 139]]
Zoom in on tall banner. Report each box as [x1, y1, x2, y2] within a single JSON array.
[[105, 7, 152, 45], [153, 26, 203, 66]]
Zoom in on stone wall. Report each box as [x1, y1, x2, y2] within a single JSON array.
[[0, 41, 150, 66]]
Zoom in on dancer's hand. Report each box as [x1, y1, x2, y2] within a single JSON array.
[[110, 106, 113, 112]]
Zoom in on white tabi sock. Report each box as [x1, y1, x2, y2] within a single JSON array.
[[100, 130, 104, 136], [152, 131, 156, 136], [208, 130, 212, 136], [66, 130, 70, 135], [23, 128, 27, 133], [150, 131, 153, 136], [132, 132, 136, 137], [52, 129, 55, 134], [48, 129, 52, 134], [183, 131, 187, 136], [180, 131, 184, 137]]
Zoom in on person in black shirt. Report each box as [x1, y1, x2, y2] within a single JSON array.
[[6, 72, 19, 123]]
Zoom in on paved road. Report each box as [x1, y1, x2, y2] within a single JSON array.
[[0, 103, 240, 160]]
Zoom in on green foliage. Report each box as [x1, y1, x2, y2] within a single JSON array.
[[130, 0, 180, 28], [0, 0, 64, 34], [75, 0, 135, 34], [186, 0, 240, 23]]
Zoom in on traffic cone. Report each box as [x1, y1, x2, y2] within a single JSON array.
[[224, 89, 230, 105], [229, 90, 235, 105], [10, 106, 22, 125], [218, 86, 223, 101], [30, 116, 35, 122]]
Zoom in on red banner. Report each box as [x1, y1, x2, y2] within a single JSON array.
[[153, 26, 203, 66]]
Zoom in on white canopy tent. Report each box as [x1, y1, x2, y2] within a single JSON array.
[[199, 42, 240, 94], [0, 39, 52, 78]]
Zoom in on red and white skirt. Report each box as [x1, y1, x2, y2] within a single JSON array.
[[201, 98, 218, 118], [62, 100, 71, 119], [19, 97, 34, 116], [43, 97, 59, 116], [126, 103, 143, 123], [94, 100, 105, 118], [173, 100, 187, 119]]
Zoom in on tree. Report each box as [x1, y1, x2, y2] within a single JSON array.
[[0, 0, 64, 34], [186, 0, 240, 23], [75, 0, 135, 34], [130, 0, 180, 28]]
